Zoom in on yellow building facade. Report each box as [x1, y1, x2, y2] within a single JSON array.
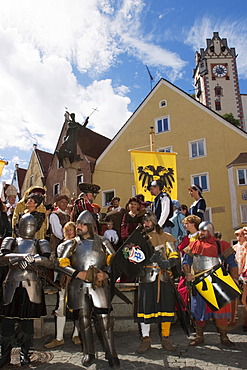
[[93, 78, 247, 242], [227, 153, 247, 232]]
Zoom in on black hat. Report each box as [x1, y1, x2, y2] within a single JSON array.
[[78, 182, 100, 195], [147, 180, 164, 191]]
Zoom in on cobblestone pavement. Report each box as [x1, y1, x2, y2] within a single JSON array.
[[6, 320, 247, 370]]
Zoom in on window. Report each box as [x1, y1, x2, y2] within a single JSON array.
[[215, 99, 221, 111], [196, 78, 202, 98], [77, 174, 84, 186], [155, 116, 170, 134], [237, 169, 247, 185], [57, 159, 62, 169], [130, 157, 134, 172], [204, 207, 212, 222], [157, 146, 173, 153], [199, 60, 208, 76], [132, 185, 136, 197], [102, 190, 115, 208], [189, 139, 206, 159], [29, 175, 34, 187], [191, 172, 209, 191], [53, 183, 60, 195], [240, 205, 247, 223], [159, 100, 167, 108]]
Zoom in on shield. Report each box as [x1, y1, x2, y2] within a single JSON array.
[[110, 225, 153, 298], [193, 264, 242, 311]]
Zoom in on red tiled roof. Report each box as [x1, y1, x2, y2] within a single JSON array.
[[17, 167, 27, 190], [77, 126, 111, 159], [35, 149, 53, 179]]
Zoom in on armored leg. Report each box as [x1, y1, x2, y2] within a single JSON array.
[[78, 303, 95, 368], [91, 311, 106, 352], [96, 314, 120, 368]]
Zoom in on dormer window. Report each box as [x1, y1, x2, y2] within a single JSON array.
[[159, 100, 167, 108]]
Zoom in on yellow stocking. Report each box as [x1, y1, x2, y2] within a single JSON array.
[[161, 322, 171, 337]]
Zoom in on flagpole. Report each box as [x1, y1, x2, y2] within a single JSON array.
[[149, 126, 155, 152], [145, 65, 154, 91]]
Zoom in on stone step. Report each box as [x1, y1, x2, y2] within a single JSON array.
[[36, 286, 138, 338], [44, 285, 137, 320]]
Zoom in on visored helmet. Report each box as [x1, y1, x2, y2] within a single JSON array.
[[18, 213, 37, 239], [199, 221, 215, 237], [76, 210, 95, 226]]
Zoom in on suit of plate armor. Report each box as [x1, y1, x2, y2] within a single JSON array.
[[0, 213, 51, 368], [57, 210, 119, 368], [182, 221, 238, 347]]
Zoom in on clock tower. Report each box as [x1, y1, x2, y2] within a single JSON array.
[[193, 32, 244, 129]]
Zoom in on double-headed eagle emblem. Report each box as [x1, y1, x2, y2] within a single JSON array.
[[137, 165, 175, 193]]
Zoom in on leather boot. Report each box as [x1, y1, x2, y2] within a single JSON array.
[[20, 332, 33, 366], [218, 327, 235, 347], [20, 351, 31, 367], [0, 336, 13, 368], [136, 336, 151, 354], [161, 336, 175, 351], [189, 326, 204, 346]]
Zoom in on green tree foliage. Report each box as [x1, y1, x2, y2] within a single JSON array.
[[222, 113, 240, 127]]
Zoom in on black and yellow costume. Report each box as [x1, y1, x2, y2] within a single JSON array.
[[136, 230, 179, 325]]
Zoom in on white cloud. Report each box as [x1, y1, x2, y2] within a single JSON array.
[[185, 16, 247, 78], [0, 0, 186, 156], [0, 0, 186, 76], [120, 36, 186, 81], [78, 79, 131, 138]]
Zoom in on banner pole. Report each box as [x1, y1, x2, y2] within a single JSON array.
[[149, 126, 155, 152]]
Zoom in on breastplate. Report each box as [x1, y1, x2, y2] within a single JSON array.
[[3, 238, 41, 305], [139, 264, 160, 283], [13, 238, 37, 254], [70, 239, 106, 271], [193, 255, 219, 271]]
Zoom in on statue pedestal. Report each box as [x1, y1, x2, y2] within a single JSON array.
[[62, 158, 81, 197]]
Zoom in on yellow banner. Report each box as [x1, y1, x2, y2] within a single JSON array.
[[0, 160, 7, 177], [130, 150, 177, 202]]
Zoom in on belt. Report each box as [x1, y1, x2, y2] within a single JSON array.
[[145, 265, 162, 303]]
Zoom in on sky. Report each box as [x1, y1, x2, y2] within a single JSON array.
[[0, 0, 247, 187]]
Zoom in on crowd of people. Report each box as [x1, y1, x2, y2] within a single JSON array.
[[0, 180, 246, 368]]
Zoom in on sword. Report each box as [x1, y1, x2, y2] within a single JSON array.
[[114, 287, 132, 305], [26, 264, 61, 291]]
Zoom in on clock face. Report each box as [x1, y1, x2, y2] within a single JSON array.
[[212, 64, 227, 77]]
